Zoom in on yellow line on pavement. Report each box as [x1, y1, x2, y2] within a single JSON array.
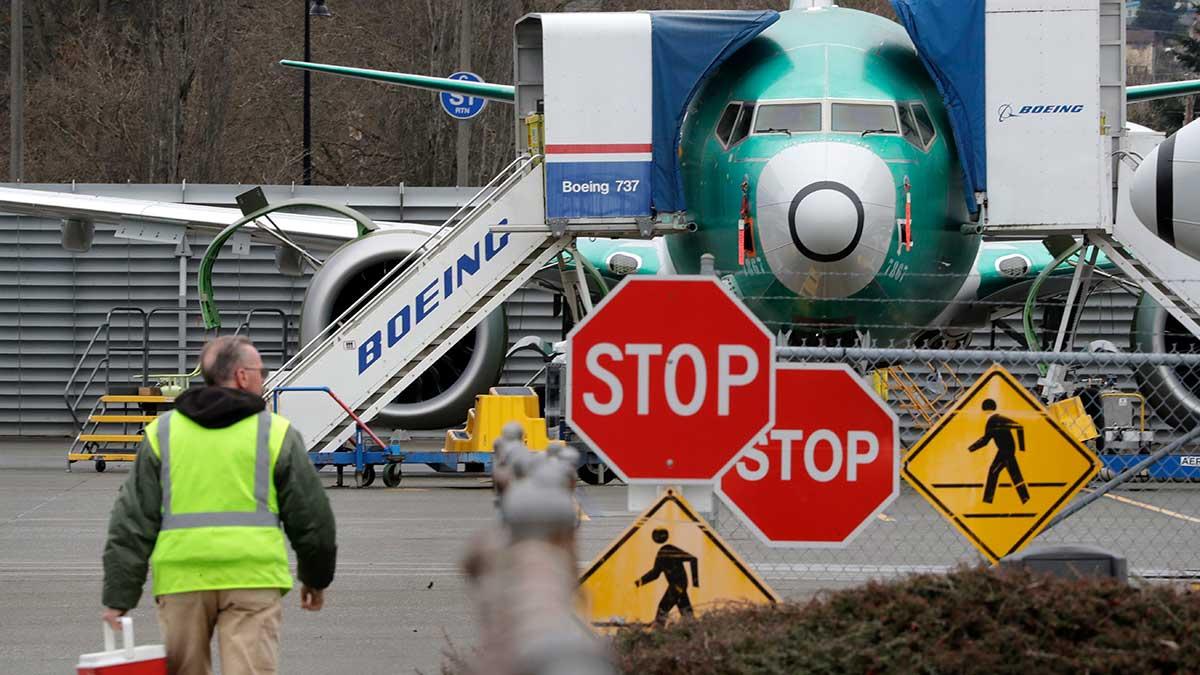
[[1094, 491, 1200, 525]]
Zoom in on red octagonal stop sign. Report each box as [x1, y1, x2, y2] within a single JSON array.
[[716, 363, 899, 547], [566, 276, 774, 483]]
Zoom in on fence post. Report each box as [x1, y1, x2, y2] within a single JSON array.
[[1045, 425, 1200, 531]]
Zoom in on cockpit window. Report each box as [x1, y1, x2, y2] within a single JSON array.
[[831, 103, 899, 134], [912, 103, 936, 146], [728, 102, 756, 146], [715, 103, 740, 146], [753, 103, 821, 134], [898, 105, 923, 148], [897, 103, 937, 150]]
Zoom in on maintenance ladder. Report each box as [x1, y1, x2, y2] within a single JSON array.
[[67, 394, 173, 471]]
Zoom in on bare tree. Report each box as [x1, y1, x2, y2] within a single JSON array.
[[1, 0, 899, 185]]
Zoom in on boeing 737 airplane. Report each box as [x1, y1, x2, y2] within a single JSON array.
[[5, 1, 1200, 430]]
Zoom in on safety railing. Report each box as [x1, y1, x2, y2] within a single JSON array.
[[62, 307, 150, 429], [269, 386, 386, 450], [265, 153, 539, 390], [63, 306, 295, 432], [232, 308, 291, 363]]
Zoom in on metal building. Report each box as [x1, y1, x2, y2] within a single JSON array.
[[0, 183, 560, 437]]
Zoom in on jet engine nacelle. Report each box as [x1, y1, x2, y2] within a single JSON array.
[[300, 229, 508, 430], [1131, 293, 1200, 426], [1130, 119, 1200, 260]]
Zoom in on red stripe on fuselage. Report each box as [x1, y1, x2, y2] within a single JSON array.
[[544, 143, 653, 154]]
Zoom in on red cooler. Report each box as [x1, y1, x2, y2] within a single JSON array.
[[77, 617, 166, 675]]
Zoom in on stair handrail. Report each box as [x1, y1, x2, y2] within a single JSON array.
[[266, 154, 539, 390], [234, 308, 292, 363], [62, 307, 150, 430], [269, 386, 387, 449]]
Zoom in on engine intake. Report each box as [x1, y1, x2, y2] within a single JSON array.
[[1131, 292, 1200, 426], [300, 229, 508, 430]]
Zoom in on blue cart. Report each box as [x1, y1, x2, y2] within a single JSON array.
[[273, 386, 504, 488]]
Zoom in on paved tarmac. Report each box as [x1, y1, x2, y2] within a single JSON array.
[[0, 441, 498, 674], [2, 439, 1199, 673]]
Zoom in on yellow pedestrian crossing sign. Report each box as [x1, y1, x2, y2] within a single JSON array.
[[579, 489, 778, 629], [903, 365, 1100, 563]]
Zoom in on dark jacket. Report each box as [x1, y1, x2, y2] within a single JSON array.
[[101, 386, 337, 610]]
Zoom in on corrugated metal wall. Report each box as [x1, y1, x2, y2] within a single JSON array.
[[0, 184, 560, 437], [1, 183, 1158, 439]]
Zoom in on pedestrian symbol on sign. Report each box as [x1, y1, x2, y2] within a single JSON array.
[[635, 528, 699, 624], [578, 490, 778, 630], [967, 398, 1030, 504]]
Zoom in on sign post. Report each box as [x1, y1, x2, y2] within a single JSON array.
[[716, 363, 900, 546], [565, 276, 775, 484]]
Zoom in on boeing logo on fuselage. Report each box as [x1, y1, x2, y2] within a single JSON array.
[[357, 220, 510, 374], [998, 103, 1085, 123]]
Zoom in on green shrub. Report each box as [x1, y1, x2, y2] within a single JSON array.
[[613, 567, 1200, 674]]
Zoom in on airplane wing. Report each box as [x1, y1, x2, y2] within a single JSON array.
[[283, 57, 1200, 110], [279, 61, 516, 103], [0, 185, 433, 251], [1127, 79, 1200, 103]]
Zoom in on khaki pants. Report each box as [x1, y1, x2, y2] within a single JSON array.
[[156, 588, 283, 675]]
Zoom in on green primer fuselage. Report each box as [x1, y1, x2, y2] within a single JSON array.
[[670, 7, 978, 343]]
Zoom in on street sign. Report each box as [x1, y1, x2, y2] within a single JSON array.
[[566, 276, 775, 483], [439, 71, 487, 120], [578, 489, 778, 629], [716, 363, 899, 547], [904, 365, 1101, 563]]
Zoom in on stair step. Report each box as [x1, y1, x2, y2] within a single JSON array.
[[79, 434, 144, 443], [100, 395, 173, 404], [89, 414, 159, 424], [68, 452, 138, 462]]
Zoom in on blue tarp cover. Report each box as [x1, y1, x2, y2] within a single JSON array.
[[891, 0, 985, 213], [647, 10, 779, 215]]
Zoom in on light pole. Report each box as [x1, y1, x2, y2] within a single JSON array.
[[304, 0, 332, 185], [10, 0, 23, 182]]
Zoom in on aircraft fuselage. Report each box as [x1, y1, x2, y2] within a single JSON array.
[[671, 6, 978, 344]]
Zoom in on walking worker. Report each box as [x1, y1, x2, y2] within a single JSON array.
[[100, 335, 337, 674]]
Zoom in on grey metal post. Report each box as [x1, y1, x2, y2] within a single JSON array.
[[10, 0, 22, 182], [176, 240, 190, 373], [1045, 425, 1200, 531], [455, 0, 472, 187], [700, 252, 715, 276], [303, 0, 312, 185]]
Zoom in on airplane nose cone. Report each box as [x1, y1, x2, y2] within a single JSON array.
[[789, 181, 864, 262], [756, 143, 896, 299]]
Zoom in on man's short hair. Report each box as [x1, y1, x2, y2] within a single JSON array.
[[200, 335, 255, 386]]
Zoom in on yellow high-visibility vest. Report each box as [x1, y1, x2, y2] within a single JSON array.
[[146, 409, 292, 595]]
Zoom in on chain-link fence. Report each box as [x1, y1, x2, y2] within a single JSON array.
[[708, 346, 1200, 597]]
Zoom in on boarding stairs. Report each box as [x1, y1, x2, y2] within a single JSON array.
[[875, 362, 964, 430], [63, 307, 291, 470], [1090, 233, 1200, 338], [265, 156, 667, 454]]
